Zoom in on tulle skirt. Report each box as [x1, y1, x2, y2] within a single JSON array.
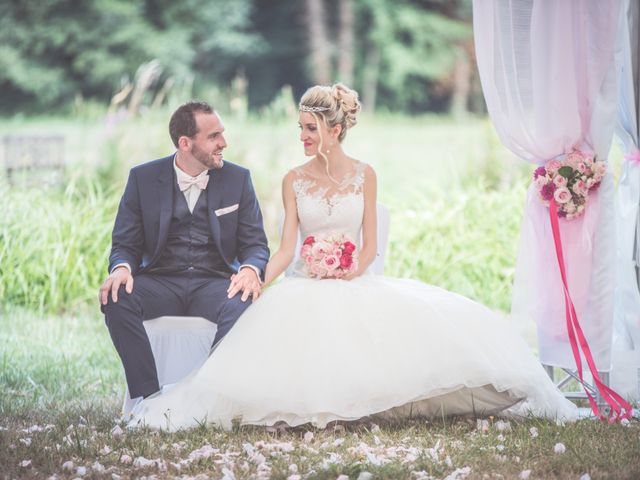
[[130, 276, 577, 431]]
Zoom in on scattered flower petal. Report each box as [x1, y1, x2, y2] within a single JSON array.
[[553, 442, 566, 454], [19, 460, 31, 468], [62, 461, 74, 471], [133, 456, 155, 468], [111, 425, 124, 437], [529, 427, 538, 438], [444, 466, 471, 480], [519, 469, 531, 479], [303, 431, 314, 443]]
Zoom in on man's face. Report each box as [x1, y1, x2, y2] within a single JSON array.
[[189, 112, 227, 170]]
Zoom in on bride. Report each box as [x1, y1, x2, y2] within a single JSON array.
[[130, 83, 577, 431]]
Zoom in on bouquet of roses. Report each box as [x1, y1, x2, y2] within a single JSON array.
[[300, 232, 358, 279], [533, 149, 606, 220]]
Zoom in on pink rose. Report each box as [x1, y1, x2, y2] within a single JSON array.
[[592, 161, 607, 177], [571, 180, 587, 196], [311, 242, 327, 257], [310, 263, 328, 278], [554, 187, 572, 204], [303, 236, 315, 246], [577, 162, 587, 173], [340, 253, 353, 269], [322, 255, 340, 270], [342, 241, 356, 255], [304, 255, 314, 265], [546, 159, 562, 173], [553, 175, 568, 187]]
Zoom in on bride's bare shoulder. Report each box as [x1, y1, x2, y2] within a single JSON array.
[[351, 159, 376, 178]]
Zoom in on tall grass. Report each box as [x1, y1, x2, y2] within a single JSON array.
[[0, 179, 118, 312], [0, 112, 530, 314]]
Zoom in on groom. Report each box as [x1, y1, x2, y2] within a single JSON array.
[[99, 101, 269, 399]]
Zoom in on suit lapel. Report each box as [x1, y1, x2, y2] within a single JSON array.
[[207, 168, 224, 253], [153, 159, 175, 260]]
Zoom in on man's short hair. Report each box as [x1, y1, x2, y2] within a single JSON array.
[[169, 101, 214, 148]]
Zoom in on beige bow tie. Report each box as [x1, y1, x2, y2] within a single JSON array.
[[178, 172, 209, 192]]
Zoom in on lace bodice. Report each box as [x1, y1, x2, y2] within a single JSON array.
[[289, 161, 367, 276]]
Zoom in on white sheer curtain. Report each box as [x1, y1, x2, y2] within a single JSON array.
[[473, 0, 622, 370], [612, 0, 640, 398]]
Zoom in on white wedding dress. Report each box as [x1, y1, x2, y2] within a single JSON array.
[[130, 162, 577, 431]]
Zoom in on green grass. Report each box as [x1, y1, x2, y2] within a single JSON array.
[[0, 112, 532, 314], [1, 112, 636, 478]]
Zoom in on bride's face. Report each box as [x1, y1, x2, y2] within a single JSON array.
[[299, 112, 329, 157]]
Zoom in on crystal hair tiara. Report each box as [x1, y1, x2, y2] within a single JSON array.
[[299, 105, 330, 113]]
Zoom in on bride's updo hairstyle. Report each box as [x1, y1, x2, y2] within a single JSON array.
[[299, 83, 361, 142]]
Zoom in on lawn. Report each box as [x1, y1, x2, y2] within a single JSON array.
[[1, 111, 636, 479]]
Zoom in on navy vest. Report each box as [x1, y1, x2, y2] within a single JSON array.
[[149, 179, 231, 277]]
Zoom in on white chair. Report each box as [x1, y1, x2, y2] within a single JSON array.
[[122, 203, 391, 415], [121, 316, 217, 416]]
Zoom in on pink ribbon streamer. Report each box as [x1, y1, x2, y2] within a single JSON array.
[[624, 149, 640, 164], [548, 201, 632, 421]]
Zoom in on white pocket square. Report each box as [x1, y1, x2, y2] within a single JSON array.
[[214, 204, 239, 216]]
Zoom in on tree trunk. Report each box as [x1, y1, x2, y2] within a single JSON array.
[[337, 0, 354, 85], [362, 46, 380, 112], [449, 46, 471, 120], [305, 0, 331, 85]]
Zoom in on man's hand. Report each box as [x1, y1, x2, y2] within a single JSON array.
[[227, 267, 262, 303], [99, 266, 134, 305]]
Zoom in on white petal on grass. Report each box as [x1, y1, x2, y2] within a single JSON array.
[[494, 420, 511, 431], [119, 454, 132, 464], [303, 431, 314, 443], [92, 462, 105, 473], [357, 472, 374, 480], [519, 470, 532, 479], [110, 425, 124, 437], [62, 461, 74, 471], [529, 427, 539, 438], [579, 474, 591, 480], [19, 437, 32, 446], [287, 475, 301, 480], [221, 467, 236, 480], [76, 466, 87, 476], [133, 456, 155, 468], [444, 466, 471, 480], [553, 443, 566, 454], [19, 460, 32, 468]]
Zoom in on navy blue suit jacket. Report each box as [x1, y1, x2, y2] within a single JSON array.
[[108, 155, 269, 278]]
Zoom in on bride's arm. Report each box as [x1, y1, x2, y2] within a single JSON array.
[[347, 165, 378, 278], [264, 172, 299, 285]]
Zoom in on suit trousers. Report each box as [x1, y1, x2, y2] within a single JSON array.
[[103, 272, 251, 398]]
